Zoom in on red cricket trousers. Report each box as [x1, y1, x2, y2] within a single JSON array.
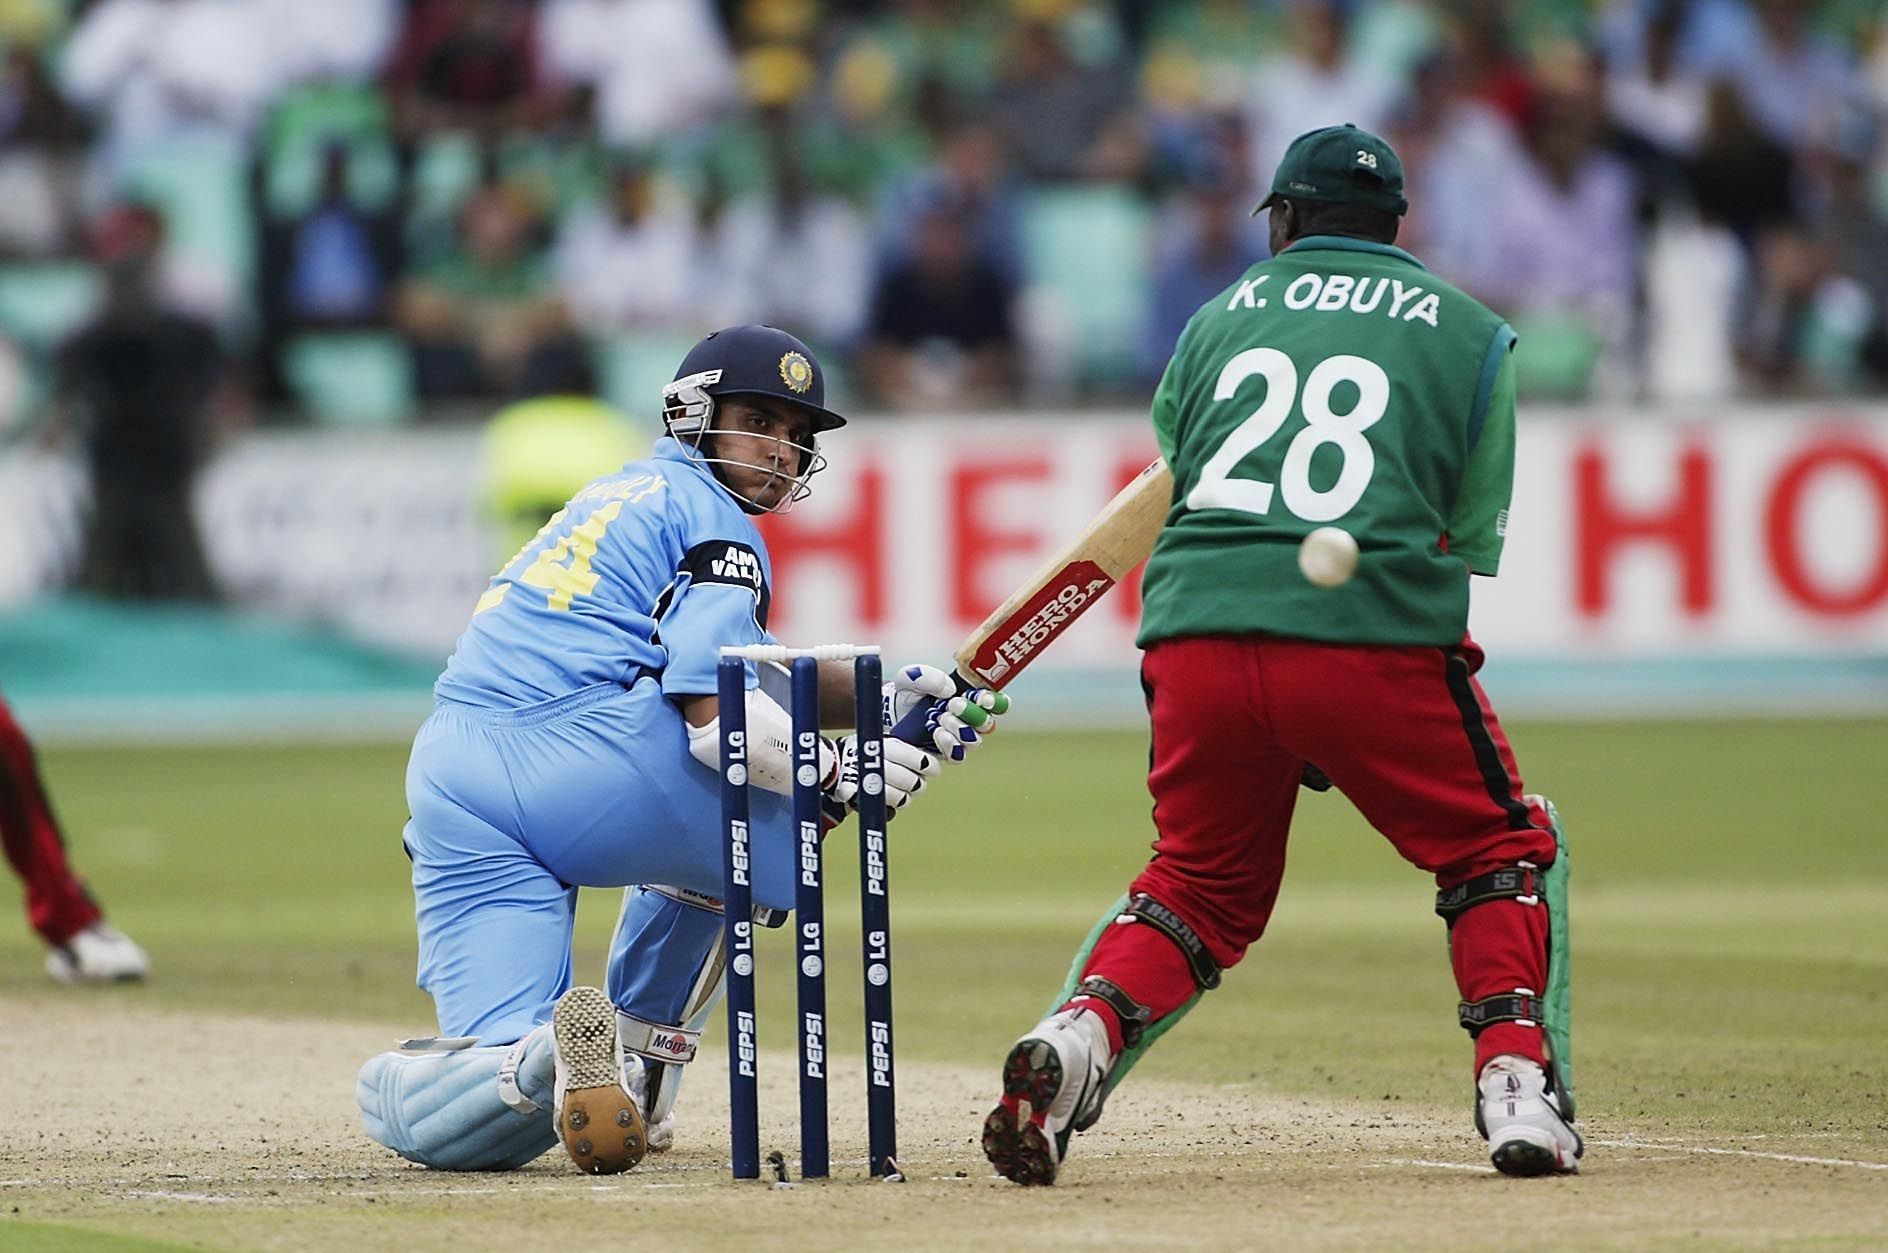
[[0, 693, 101, 946], [1079, 634, 1557, 1074]]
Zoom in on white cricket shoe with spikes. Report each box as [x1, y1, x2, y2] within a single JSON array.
[[982, 1004, 1115, 1185], [551, 987, 647, 1174], [1477, 1054, 1583, 1176], [46, 922, 149, 984]]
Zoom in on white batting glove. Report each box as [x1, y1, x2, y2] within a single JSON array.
[[822, 733, 939, 812], [883, 663, 1012, 764]]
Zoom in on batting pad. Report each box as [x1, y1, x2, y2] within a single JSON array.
[[1539, 796, 1575, 1120], [1051, 894, 1205, 1119]]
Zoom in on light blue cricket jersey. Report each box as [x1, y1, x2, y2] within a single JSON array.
[[436, 437, 774, 707]]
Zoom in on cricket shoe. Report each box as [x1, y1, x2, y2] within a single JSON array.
[[982, 1004, 1115, 1185], [552, 987, 647, 1174], [1476, 1054, 1582, 1176], [46, 922, 149, 984]]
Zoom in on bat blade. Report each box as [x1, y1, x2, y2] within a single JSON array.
[[953, 457, 1172, 690]]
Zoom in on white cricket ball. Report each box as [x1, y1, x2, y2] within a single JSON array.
[[1298, 526, 1359, 588]]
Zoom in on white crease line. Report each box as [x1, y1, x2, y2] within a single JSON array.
[[1376, 1158, 1495, 1174], [1592, 1139, 1888, 1171], [123, 1190, 241, 1204]]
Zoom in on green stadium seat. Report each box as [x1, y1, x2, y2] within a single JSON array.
[[121, 140, 254, 314], [594, 332, 704, 424], [1021, 186, 1153, 391], [0, 263, 101, 352], [283, 332, 415, 427], [1509, 312, 1600, 401]]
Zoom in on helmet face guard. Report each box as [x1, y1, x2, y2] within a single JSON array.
[[662, 368, 829, 514]]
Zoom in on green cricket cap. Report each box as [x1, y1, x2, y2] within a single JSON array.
[[1256, 123, 1409, 217]]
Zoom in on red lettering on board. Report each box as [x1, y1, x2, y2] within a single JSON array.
[[1574, 443, 1714, 616], [759, 462, 886, 627], [951, 458, 1049, 622], [1764, 438, 1888, 616]]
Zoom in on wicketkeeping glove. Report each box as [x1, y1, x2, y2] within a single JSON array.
[[883, 663, 1012, 763]]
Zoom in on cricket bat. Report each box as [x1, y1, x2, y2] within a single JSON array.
[[952, 456, 1173, 691]]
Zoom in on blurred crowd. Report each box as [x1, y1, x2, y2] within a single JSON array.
[[0, 0, 1884, 439]]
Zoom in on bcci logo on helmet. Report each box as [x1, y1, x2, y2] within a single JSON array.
[[778, 351, 814, 394]]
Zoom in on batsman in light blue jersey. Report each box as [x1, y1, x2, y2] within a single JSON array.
[[356, 325, 1009, 1175]]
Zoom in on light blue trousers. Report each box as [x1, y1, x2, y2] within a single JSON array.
[[403, 678, 795, 1044]]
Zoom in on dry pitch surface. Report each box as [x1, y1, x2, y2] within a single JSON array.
[[5, 997, 1886, 1251]]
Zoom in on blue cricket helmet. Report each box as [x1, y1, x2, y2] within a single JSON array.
[[662, 324, 846, 436]]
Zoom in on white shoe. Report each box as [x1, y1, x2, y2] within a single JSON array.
[[551, 987, 647, 1174], [982, 1005, 1115, 1185], [46, 923, 149, 984], [1477, 1055, 1582, 1176]]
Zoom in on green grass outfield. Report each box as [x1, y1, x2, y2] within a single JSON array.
[[6, 718, 1885, 1140]]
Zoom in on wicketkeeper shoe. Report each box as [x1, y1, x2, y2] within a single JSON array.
[[1476, 1054, 1583, 1177], [982, 1004, 1115, 1185], [551, 987, 647, 1174], [46, 922, 149, 984]]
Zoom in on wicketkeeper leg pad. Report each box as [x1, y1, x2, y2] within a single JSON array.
[[1435, 796, 1574, 1119], [357, 1029, 557, 1171]]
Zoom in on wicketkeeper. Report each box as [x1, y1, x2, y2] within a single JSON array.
[[982, 125, 1579, 1184], [356, 325, 1006, 1174]]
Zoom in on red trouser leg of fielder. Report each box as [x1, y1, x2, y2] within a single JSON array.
[[1076, 635, 1556, 1076], [0, 694, 102, 946]]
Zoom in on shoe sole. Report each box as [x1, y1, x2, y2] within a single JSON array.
[[553, 988, 647, 1175], [1489, 1125, 1581, 1177], [982, 1038, 1064, 1186]]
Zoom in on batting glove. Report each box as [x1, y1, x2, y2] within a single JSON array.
[[884, 663, 1012, 764], [822, 733, 939, 814]]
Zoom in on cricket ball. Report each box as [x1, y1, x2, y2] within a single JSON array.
[[1298, 526, 1359, 588]]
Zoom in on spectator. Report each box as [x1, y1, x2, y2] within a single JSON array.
[[51, 203, 232, 602], [858, 190, 1019, 408], [1605, 0, 1711, 162], [706, 134, 872, 350], [385, 0, 544, 142], [396, 179, 581, 398], [1386, 44, 1526, 285], [1141, 152, 1266, 380], [60, 0, 291, 169], [554, 152, 704, 334], [990, 10, 1143, 183], [878, 118, 1024, 285], [538, 0, 735, 149], [1244, 0, 1400, 197], [1706, 0, 1857, 149], [1806, 107, 1888, 385], [1688, 78, 1798, 245], [0, 46, 89, 259], [265, 143, 401, 330], [1471, 52, 1641, 394]]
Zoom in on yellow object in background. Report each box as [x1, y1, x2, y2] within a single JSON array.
[[478, 396, 646, 562]]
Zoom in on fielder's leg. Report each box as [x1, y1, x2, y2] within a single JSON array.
[[0, 695, 147, 982]]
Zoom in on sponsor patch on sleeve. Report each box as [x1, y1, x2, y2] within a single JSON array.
[[681, 540, 771, 626]]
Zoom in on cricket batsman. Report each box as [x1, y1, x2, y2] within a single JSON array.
[[982, 125, 1580, 1183], [355, 324, 1005, 1174]]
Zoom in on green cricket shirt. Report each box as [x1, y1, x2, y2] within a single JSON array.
[[1139, 235, 1517, 648]]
